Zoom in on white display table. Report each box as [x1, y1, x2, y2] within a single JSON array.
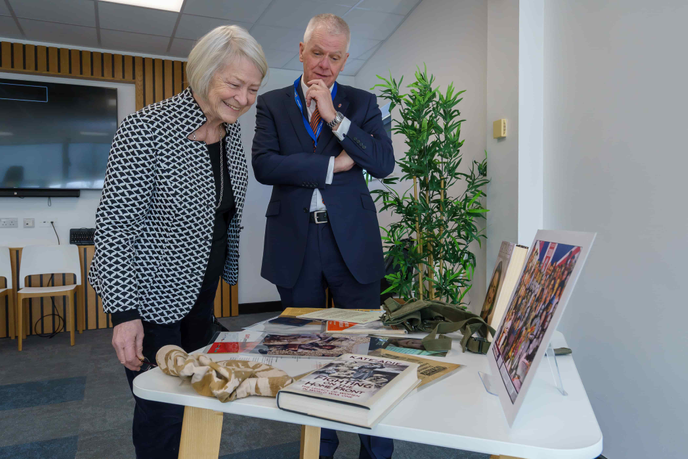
[[133, 331, 602, 459]]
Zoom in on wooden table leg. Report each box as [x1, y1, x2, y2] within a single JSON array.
[[300, 425, 321, 459], [178, 407, 223, 459]]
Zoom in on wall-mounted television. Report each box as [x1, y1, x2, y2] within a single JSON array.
[[0, 77, 118, 197]]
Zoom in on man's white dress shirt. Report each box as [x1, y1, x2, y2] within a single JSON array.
[[300, 76, 351, 212]]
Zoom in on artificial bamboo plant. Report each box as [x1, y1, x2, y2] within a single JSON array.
[[372, 66, 489, 306]]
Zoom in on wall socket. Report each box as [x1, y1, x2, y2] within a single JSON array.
[[38, 218, 58, 228], [0, 218, 18, 228], [23, 218, 35, 228]]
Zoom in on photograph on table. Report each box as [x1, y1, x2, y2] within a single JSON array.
[[488, 230, 596, 426]]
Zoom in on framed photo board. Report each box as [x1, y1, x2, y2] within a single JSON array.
[[488, 230, 596, 426]]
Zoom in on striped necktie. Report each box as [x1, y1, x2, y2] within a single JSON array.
[[310, 106, 321, 151]]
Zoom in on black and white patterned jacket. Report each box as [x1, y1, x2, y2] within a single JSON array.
[[88, 88, 248, 324]]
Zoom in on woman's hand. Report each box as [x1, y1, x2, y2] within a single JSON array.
[[112, 319, 145, 371]]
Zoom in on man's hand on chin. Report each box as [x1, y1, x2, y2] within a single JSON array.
[[306, 79, 337, 123], [334, 150, 355, 173]]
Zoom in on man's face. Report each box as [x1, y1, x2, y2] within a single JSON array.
[[299, 27, 349, 88]]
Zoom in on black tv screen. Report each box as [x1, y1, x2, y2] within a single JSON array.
[[0, 77, 117, 195]]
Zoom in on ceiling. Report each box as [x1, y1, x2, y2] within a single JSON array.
[[0, 0, 421, 76]]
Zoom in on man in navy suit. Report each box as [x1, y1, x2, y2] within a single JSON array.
[[252, 13, 395, 459]]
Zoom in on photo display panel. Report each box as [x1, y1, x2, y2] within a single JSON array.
[[488, 230, 595, 426]]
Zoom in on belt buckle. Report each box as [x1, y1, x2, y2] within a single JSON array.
[[314, 210, 327, 224]]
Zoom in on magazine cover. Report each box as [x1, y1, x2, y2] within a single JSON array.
[[488, 230, 596, 426], [480, 241, 514, 326], [285, 354, 412, 405], [248, 333, 370, 358]]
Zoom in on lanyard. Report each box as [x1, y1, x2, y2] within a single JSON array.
[[293, 77, 338, 147]]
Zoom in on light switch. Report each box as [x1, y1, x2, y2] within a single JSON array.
[[493, 119, 507, 139]]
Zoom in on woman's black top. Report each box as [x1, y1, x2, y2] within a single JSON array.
[[201, 140, 236, 290]]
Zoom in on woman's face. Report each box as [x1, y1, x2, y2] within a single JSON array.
[[205, 56, 262, 124]]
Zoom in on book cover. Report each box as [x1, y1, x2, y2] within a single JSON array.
[[277, 354, 420, 427], [204, 331, 264, 354], [378, 350, 462, 389], [284, 354, 415, 407], [480, 241, 529, 335], [248, 333, 370, 358]]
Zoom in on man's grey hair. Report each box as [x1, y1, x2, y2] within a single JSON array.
[[187, 25, 268, 101], [303, 14, 351, 52]]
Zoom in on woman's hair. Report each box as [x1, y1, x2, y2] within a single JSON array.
[[186, 25, 268, 100]]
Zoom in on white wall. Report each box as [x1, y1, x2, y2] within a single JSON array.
[[486, 0, 520, 285], [355, 0, 488, 312], [544, 1, 688, 457], [0, 68, 355, 305]]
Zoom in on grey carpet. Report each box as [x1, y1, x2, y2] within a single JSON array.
[[0, 312, 489, 459]]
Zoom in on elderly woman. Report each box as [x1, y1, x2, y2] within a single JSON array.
[[88, 26, 266, 458]]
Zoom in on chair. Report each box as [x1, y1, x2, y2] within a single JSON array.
[[0, 247, 15, 340], [16, 245, 83, 351]]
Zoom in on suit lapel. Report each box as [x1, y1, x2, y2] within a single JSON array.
[[285, 84, 316, 154], [315, 84, 349, 156]]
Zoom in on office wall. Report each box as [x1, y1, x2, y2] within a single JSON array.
[[544, 1, 688, 457], [355, 0, 488, 311]]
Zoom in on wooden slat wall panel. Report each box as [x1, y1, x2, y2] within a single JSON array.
[[70, 49, 80, 76], [92, 51, 102, 78], [214, 282, 222, 318], [12, 43, 23, 69], [37, 46, 47, 72], [135, 56, 144, 110], [124, 55, 133, 81], [0, 42, 11, 69], [59, 48, 70, 75], [182, 62, 188, 88], [103, 53, 113, 79], [82, 51, 91, 77], [144, 58, 154, 106], [25, 45, 35, 71], [173, 61, 182, 95], [114, 54, 123, 80], [164, 60, 173, 99], [154, 58, 163, 102]]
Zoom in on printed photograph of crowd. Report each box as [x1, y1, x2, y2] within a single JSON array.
[[492, 240, 582, 403]]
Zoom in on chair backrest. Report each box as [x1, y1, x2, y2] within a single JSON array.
[[0, 247, 12, 287], [19, 245, 81, 289]]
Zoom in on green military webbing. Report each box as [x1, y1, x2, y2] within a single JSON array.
[[381, 298, 495, 354]]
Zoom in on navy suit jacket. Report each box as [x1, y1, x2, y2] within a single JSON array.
[[252, 80, 395, 288]]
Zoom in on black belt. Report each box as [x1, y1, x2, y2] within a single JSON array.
[[309, 210, 329, 224]]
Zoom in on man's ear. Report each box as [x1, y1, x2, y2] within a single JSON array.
[[299, 42, 305, 63], [340, 52, 350, 70]]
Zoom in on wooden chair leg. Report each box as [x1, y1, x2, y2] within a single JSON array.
[[178, 407, 223, 459], [66, 294, 75, 346], [6, 292, 15, 340], [300, 425, 321, 459], [17, 294, 24, 351], [77, 286, 84, 333]]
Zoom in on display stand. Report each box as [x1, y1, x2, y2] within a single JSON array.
[[479, 342, 567, 397]]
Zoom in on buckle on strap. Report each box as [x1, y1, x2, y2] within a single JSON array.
[[313, 210, 328, 224]]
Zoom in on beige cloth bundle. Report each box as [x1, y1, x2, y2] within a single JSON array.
[[156, 345, 295, 402]]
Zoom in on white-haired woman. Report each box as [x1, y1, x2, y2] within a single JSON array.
[[89, 25, 266, 458]]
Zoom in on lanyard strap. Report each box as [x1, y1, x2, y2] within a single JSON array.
[[293, 77, 338, 147]]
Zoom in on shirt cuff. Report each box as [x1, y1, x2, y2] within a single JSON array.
[[325, 156, 335, 184], [332, 116, 351, 141], [111, 308, 142, 326]]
